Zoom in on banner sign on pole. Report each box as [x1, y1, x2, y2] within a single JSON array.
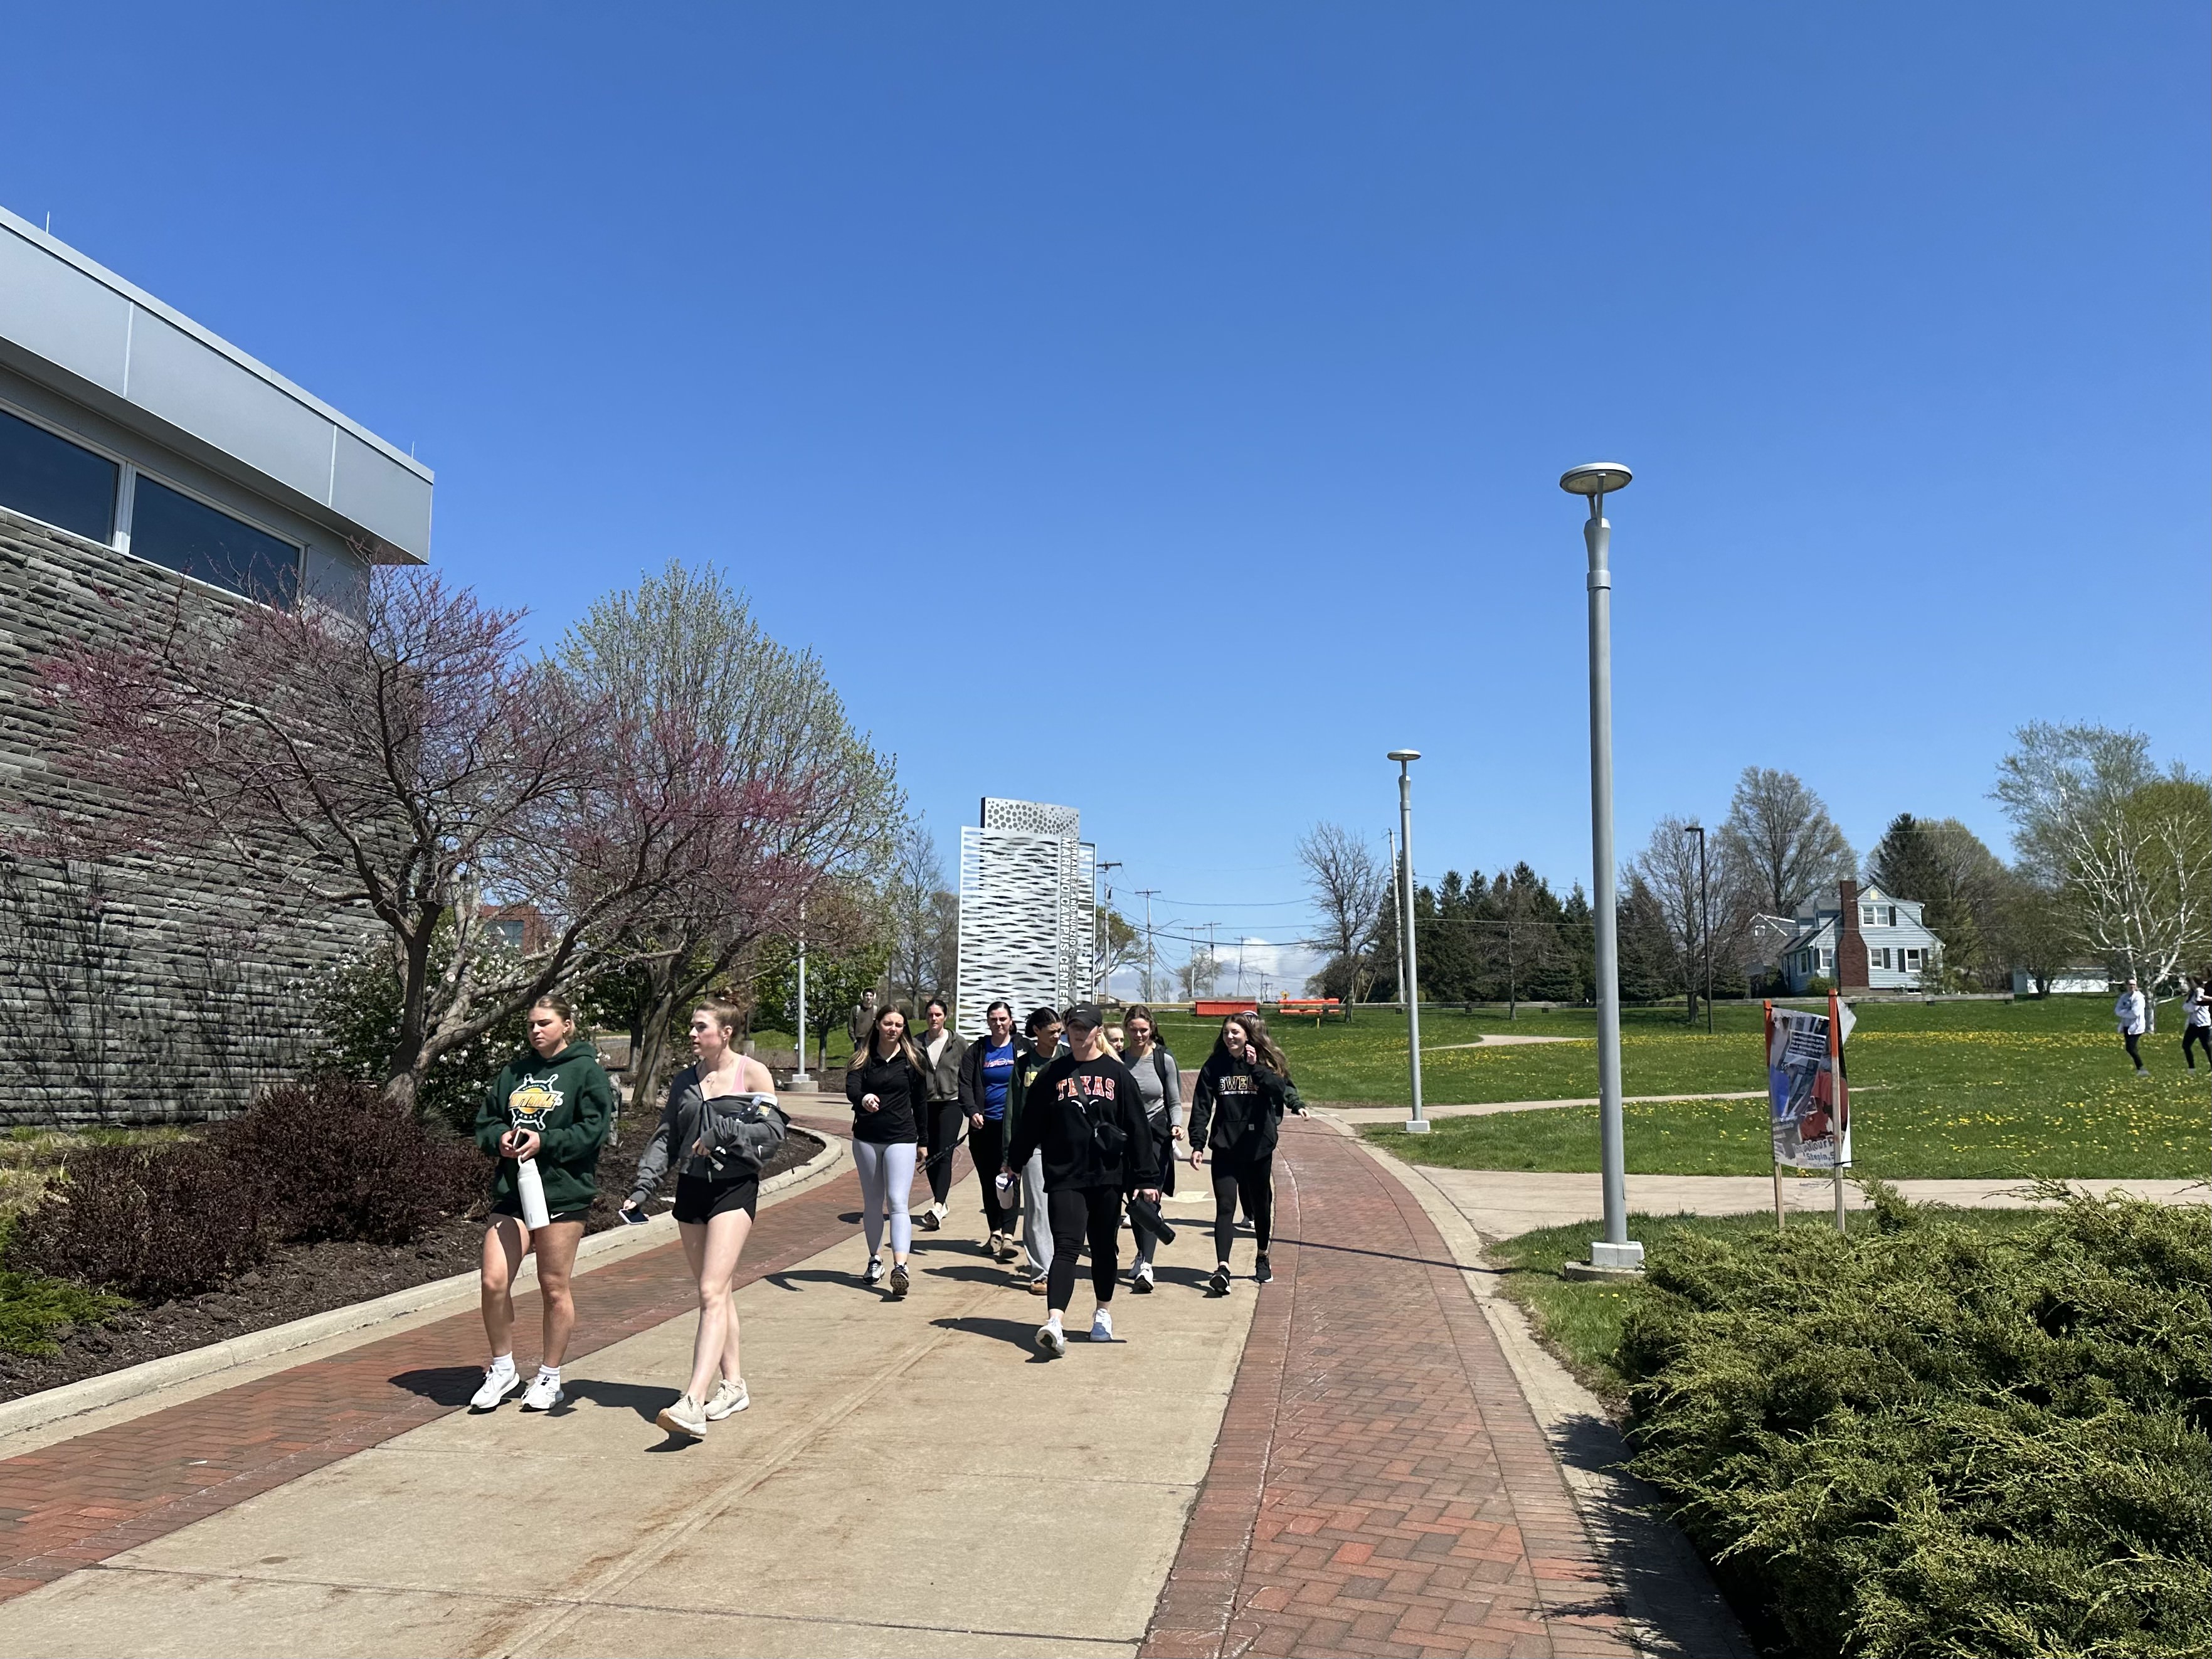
[[1767, 996, 1855, 1169]]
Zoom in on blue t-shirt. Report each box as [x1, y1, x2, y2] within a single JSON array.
[[980, 1039, 1015, 1120]]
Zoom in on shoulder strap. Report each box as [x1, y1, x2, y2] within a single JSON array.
[[1154, 1046, 1172, 1091]]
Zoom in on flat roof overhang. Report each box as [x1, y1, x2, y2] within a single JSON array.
[[0, 206, 431, 564]]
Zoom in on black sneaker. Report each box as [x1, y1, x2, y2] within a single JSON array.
[[1254, 1253, 1273, 1285], [1208, 1264, 1232, 1296]]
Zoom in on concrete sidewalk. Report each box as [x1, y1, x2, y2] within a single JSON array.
[[1419, 1169, 2209, 1239], [0, 1188, 1252, 1658], [1322, 1093, 1767, 1125]]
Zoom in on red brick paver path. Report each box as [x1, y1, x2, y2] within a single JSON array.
[[1142, 1118, 1633, 1659], [0, 1125, 880, 1604]]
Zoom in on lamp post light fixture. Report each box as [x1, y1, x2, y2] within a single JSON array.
[[1559, 463, 1643, 1275], [1389, 749, 1429, 1134]]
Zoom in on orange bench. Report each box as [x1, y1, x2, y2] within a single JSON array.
[[1275, 997, 1341, 1024], [1192, 999, 1259, 1017]]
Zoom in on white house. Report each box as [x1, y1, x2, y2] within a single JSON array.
[[1774, 881, 1943, 994]]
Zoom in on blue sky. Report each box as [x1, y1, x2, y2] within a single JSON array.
[[6, 4, 2205, 990]]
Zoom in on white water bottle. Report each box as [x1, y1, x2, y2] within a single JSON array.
[[516, 1156, 552, 1229]]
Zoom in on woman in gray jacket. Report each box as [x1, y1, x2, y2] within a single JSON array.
[[1121, 1006, 1182, 1293], [622, 997, 783, 1441]]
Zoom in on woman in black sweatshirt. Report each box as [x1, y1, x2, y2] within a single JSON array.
[[1000, 1002, 1160, 1356], [1188, 1012, 1296, 1295], [844, 1002, 929, 1298]]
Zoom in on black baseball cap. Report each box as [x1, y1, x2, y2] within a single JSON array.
[[1062, 1002, 1104, 1031]]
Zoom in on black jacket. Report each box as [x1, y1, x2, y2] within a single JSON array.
[[957, 1033, 1020, 1113], [845, 1047, 928, 1145], [1003, 1051, 1160, 1194], [1189, 1052, 1292, 1165]]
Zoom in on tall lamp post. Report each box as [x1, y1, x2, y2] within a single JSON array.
[[1389, 750, 1429, 1134], [1686, 823, 1713, 1034], [792, 902, 812, 1086], [1560, 464, 1642, 1274]]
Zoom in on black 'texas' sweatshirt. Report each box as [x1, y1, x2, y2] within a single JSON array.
[[1003, 1051, 1160, 1194], [1188, 1053, 1291, 1165]]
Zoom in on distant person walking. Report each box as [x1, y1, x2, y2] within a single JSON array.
[[2182, 975, 2212, 1073], [916, 997, 968, 1232], [1004, 1007, 1064, 1292], [959, 1000, 1022, 1260], [471, 995, 615, 1413], [1000, 1002, 1160, 1355], [1189, 1012, 1297, 1295], [848, 989, 878, 1056], [1120, 1005, 1182, 1293], [2115, 978, 2149, 1076], [846, 1003, 929, 1296], [622, 999, 784, 1439]]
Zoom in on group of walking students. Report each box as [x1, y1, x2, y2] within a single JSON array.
[[467, 992, 1299, 1439]]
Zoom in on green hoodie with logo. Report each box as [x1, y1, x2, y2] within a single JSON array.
[[474, 1041, 616, 1217]]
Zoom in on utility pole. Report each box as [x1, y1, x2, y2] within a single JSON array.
[[1096, 860, 1121, 1000], [1389, 751, 1427, 1134], [1136, 889, 1160, 1000]]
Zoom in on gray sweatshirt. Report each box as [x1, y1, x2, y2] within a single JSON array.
[[628, 1065, 775, 1203]]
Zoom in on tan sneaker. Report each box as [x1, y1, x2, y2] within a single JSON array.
[[704, 1377, 749, 1421], [656, 1392, 707, 1439]]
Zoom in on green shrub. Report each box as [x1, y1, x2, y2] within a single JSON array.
[[0, 1221, 125, 1354], [211, 1077, 484, 1246], [13, 1143, 267, 1300], [1619, 1184, 2212, 1658]]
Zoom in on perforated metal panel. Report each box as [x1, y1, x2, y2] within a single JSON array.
[[956, 801, 1095, 1039]]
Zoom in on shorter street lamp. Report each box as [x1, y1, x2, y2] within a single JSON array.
[[1390, 750, 1429, 1134], [1686, 824, 1713, 1034]]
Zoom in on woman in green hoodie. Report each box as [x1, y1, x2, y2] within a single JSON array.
[[470, 994, 615, 1414]]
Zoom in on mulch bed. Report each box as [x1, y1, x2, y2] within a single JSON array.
[[0, 1127, 822, 1406]]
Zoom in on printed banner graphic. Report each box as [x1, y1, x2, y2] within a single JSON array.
[[1767, 1000, 1854, 1170]]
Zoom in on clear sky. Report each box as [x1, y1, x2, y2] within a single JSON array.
[[6, 4, 2205, 990]]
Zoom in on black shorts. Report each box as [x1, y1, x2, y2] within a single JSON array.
[[674, 1172, 759, 1224], [489, 1202, 590, 1228]]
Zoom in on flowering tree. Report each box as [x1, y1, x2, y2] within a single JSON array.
[[39, 566, 847, 1113], [557, 563, 898, 1101]]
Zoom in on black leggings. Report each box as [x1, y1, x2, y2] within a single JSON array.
[[2184, 1027, 2211, 1070], [971, 1118, 1011, 1230], [1045, 1185, 1122, 1310], [1212, 1155, 1273, 1263], [2124, 1033, 2144, 1070], [925, 1103, 966, 1204]]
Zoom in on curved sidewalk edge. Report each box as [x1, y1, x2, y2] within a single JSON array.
[[1141, 1114, 1750, 1659], [0, 1133, 848, 1450]]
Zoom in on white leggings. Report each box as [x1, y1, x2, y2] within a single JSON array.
[[852, 1140, 916, 1259]]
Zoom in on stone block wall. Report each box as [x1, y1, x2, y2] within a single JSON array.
[[0, 507, 380, 1126]]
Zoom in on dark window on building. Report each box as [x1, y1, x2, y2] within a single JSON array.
[[0, 406, 119, 543], [130, 477, 299, 607], [490, 920, 526, 951]]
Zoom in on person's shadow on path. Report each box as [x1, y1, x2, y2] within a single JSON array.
[[388, 1366, 484, 1407], [930, 1314, 1055, 1361], [561, 1377, 679, 1425]]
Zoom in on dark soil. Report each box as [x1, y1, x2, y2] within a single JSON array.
[[0, 1126, 823, 1406]]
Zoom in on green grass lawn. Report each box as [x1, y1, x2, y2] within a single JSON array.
[[1486, 1208, 2050, 1402]]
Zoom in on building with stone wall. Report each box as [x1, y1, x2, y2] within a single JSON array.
[[0, 206, 432, 1125]]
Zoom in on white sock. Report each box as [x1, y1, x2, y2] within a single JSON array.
[[489, 1353, 516, 1374], [536, 1364, 560, 1385]]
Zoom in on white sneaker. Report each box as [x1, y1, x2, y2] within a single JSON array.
[[521, 1372, 563, 1411], [1131, 1261, 1155, 1293], [863, 1256, 886, 1285], [657, 1392, 708, 1438], [704, 1377, 750, 1420], [1035, 1321, 1067, 1357], [1089, 1308, 1114, 1343], [470, 1365, 521, 1411]]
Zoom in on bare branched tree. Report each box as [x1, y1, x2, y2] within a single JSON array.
[[1296, 822, 1390, 1009], [1994, 722, 2212, 999], [1717, 766, 1856, 918], [1630, 817, 1749, 1021], [883, 822, 955, 1011]]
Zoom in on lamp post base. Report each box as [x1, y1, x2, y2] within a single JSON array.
[[1562, 1256, 1645, 1281], [1402, 1117, 1432, 1134], [1564, 1239, 1646, 1281]]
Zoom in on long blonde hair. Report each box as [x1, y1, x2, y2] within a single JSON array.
[[864, 1002, 925, 1071]]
